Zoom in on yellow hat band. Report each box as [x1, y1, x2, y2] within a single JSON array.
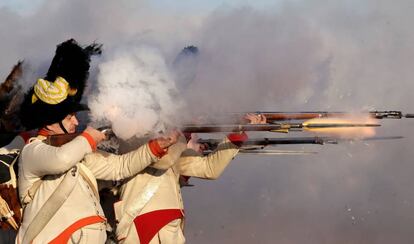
[[32, 77, 78, 104]]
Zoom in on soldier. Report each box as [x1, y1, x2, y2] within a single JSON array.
[[0, 61, 24, 147], [16, 39, 179, 243], [0, 132, 32, 244], [0, 61, 32, 243], [115, 113, 266, 243]]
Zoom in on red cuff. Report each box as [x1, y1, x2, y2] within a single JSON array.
[[149, 139, 167, 158], [227, 132, 248, 147], [81, 131, 97, 151]]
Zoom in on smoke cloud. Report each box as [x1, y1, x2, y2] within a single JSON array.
[[181, 5, 327, 113], [89, 44, 183, 139], [2, 0, 414, 243]]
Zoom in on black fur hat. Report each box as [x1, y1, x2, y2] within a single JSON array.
[[20, 39, 102, 130]]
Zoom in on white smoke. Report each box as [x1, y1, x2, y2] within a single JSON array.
[[175, 5, 329, 114], [89, 44, 183, 139], [2, 0, 414, 243]]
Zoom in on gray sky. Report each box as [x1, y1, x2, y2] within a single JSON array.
[[2, 0, 414, 243]]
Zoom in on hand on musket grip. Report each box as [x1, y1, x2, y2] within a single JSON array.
[[225, 113, 264, 147], [156, 129, 181, 149], [185, 114, 266, 152], [84, 126, 106, 145], [151, 129, 187, 170], [244, 113, 267, 124], [186, 133, 208, 153]]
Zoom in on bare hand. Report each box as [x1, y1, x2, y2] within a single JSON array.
[[244, 113, 266, 124], [186, 133, 208, 153], [84, 126, 106, 145], [157, 129, 181, 149]]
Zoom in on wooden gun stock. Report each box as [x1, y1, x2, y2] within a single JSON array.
[[46, 133, 80, 147]]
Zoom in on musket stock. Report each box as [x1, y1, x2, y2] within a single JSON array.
[[46, 126, 114, 147]]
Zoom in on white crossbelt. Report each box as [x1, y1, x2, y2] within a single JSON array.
[[116, 168, 166, 241], [21, 166, 80, 244]]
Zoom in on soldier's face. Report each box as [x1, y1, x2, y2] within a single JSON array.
[[46, 113, 78, 134], [61, 114, 79, 133]]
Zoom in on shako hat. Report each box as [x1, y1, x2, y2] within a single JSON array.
[[20, 39, 102, 130]]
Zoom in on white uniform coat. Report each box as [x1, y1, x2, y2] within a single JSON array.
[[17, 135, 160, 244], [115, 137, 239, 243]]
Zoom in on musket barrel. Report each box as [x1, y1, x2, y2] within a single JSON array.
[[260, 112, 326, 120], [244, 137, 328, 145], [230, 110, 411, 121], [198, 135, 402, 152], [304, 123, 380, 128], [199, 137, 329, 146], [181, 122, 379, 133], [181, 124, 287, 133]]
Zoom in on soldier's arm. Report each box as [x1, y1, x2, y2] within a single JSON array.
[[177, 137, 240, 180], [150, 136, 187, 170], [22, 134, 93, 176], [177, 114, 263, 179], [83, 140, 167, 181]]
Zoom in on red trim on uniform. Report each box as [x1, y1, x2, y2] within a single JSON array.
[[227, 131, 248, 147], [133, 209, 184, 244], [180, 175, 191, 181], [181, 175, 191, 182], [19, 131, 34, 143], [81, 131, 97, 151], [48, 215, 106, 244], [148, 139, 166, 158], [38, 128, 49, 137]]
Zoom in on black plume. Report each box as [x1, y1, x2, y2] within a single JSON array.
[[44, 39, 102, 101]]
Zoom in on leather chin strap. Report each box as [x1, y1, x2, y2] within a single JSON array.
[[58, 121, 69, 134]]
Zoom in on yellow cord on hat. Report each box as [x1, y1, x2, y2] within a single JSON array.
[[31, 76, 78, 104]]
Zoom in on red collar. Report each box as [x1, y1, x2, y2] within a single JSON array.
[[37, 128, 50, 137]]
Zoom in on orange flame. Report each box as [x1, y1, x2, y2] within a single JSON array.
[[302, 114, 377, 139]]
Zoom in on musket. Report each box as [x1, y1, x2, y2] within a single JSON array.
[[199, 136, 403, 155], [216, 111, 414, 123], [45, 127, 114, 147], [199, 136, 402, 148], [29, 122, 381, 147], [199, 137, 333, 155], [236, 150, 318, 155], [181, 122, 380, 133], [199, 136, 337, 148]]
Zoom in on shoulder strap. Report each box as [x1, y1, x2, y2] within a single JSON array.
[[22, 180, 42, 205], [116, 168, 166, 240], [78, 165, 100, 201], [22, 166, 80, 244]]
